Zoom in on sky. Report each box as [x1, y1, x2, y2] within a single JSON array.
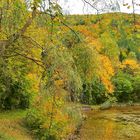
[[56, 0, 140, 14]]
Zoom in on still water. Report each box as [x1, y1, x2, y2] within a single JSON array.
[[78, 106, 140, 140]]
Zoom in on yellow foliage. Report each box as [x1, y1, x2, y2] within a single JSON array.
[[54, 80, 64, 87], [99, 55, 114, 93], [27, 73, 40, 93], [122, 59, 139, 70]]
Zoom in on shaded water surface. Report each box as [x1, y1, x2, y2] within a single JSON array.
[[78, 106, 140, 140]]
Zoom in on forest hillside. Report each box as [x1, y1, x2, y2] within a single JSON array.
[[0, 0, 140, 139]]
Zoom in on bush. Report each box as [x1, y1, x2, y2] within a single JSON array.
[[62, 31, 80, 48], [26, 107, 63, 140], [81, 79, 108, 105], [0, 77, 31, 110], [25, 101, 83, 140], [75, 19, 86, 25], [91, 19, 98, 24], [25, 108, 49, 139], [122, 19, 132, 26], [132, 75, 140, 102], [113, 75, 133, 102], [110, 19, 118, 27]]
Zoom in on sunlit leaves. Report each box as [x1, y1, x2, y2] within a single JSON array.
[[98, 55, 114, 93], [1, 0, 28, 36]]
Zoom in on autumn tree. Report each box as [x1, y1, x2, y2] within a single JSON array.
[[123, 0, 140, 32]]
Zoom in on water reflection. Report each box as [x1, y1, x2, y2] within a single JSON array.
[[78, 106, 140, 140]]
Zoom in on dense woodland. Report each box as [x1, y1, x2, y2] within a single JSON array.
[[0, 0, 140, 139]]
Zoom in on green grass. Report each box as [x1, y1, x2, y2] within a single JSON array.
[[0, 132, 16, 140], [0, 109, 27, 119], [0, 110, 33, 140]]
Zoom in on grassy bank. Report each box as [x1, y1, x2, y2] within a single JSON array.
[[0, 110, 33, 140]]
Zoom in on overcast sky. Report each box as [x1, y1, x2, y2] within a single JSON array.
[[56, 0, 140, 14]]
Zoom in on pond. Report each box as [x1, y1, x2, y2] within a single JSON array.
[[77, 106, 140, 140]]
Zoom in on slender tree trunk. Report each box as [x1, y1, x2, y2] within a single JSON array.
[[132, 0, 137, 32], [0, 8, 2, 31]]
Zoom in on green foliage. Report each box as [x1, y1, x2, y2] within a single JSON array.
[[1, 0, 28, 35], [0, 56, 31, 110], [42, 44, 83, 102], [110, 19, 118, 27], [132, 75, 140, 102], [0, 76, 31, 110], [25, 108, 48, 139], [75, 19, 86, 25], [71, 45, 99, 83], [113, 73, 133, 102], [100, 32, 119, 61], [0, 132, 16, 140], [122, 19, 132, 26], [81, 78, 108, 105], [62, 31, 80, 48], [117, 27, 130, 49], [91, 18, 99, 24], [25, 101, 83, 140], [117, 27, 140, 61]]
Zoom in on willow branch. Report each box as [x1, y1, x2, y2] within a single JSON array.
[[60, 21, 81, 41]]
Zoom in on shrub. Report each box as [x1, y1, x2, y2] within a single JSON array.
[[81, 78, 108, 105], [110, 19, 118, 27], [26, 107, 62, 140], [62, 31, 80, 48], [0, 77, 31, 110], [91, 16, 102, 24], [113, 75, 133, 102], [122, 19, 132, 26], [25, 100, 83, 140], [91, 79, 108, 104], [132, 75, 140, 102], [25, 108, 49, 139], [91, 19, 98, 24], [75, 19, 86, 25]]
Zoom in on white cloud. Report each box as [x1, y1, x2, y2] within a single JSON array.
[[57, 0, 140, 14]]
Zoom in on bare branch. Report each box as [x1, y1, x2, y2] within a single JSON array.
[[82, 0, 99, 14], [22, 35, 43, 50], [14, 51, 44, 68]]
